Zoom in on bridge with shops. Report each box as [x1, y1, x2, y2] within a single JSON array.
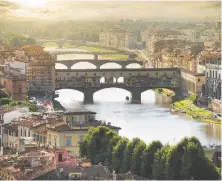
[[55, 68, 184, 103], [55, 59, 144, 69]]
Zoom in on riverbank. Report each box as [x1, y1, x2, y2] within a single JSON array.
[[172, 95, 221, 124]]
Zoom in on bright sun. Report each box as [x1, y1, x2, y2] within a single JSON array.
[[10, 0, 47, 8]]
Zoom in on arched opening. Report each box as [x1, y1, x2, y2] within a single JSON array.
[[117, 77, 124, 83], [55, 89, 84, 103], [125, 63, 142, 69], [55, 63, 68, 69], [217, 82, 221, 99], [71, 62, 96, 69], [94, 88, 131, 102], [202, 84, 206, 95], [106, 77, 116, 83], [100, 77, 105, 83], [100, 63, 122, 69]]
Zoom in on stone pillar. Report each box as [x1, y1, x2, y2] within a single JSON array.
[[131, 89, 141, 104], [84, 90, 94, 104], [94, 54, 98, 60]]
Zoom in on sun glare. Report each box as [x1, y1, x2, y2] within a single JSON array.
[[10, 0, 47, 8]]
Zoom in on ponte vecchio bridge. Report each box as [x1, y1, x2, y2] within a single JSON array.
[[55, 59, 143, 69], [55, 68, 184, 103]]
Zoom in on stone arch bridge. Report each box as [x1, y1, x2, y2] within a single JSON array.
[[55, 68, 184, 103], [55, 59, 144, 69]]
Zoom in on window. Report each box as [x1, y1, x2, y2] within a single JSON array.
[[67, 73, 69, 75], [129, 73, 131, 75], [94, 73, 96, 76], [173, 72, 175, 75], [198, 78, 200, 82], [19, 88, 22, 93], [76, 73, 78, 76], [28, 130, 30, 137], [79, 135, 84, 142], [24, 130, 26, 137], [66, 136, 72, 146], [54, 136, 57, 146], [85, 73, 87, 76], [20, 129, 22, 137], [138, 73, 140, 76]]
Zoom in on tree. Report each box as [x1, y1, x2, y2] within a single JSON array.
[[111, 137, 129, 173], [82, 126, 118, 165], [140, 140, 163, 179], [152, 145, 172, 180], [166, 137, 190, 179], [26, 37, 36, 45], [105, 134, 121, 169], [180, 142, 220, 180], [120, 137, 141, 173], [131, 140, 146, 175]]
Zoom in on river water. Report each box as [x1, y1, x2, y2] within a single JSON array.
[[45, 47, 221, 146]]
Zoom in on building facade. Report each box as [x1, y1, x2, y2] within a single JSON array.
[[22, 45, 55, 96], [204, 58, 221, 100], [0, 65, 27, 101]]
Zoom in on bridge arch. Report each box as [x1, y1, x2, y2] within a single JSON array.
[[100, 62, 122, 69], [117, 77, 124, 83], [55, 63, 68, 69], [126, 63, 142, 69], [71, 62, 97, 69]]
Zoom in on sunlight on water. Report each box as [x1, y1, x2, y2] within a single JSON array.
[[53, 48, 221, 146], [56, 89, 156, 104]]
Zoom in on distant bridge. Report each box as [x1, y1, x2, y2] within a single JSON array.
[[55, 59, 143, 69]]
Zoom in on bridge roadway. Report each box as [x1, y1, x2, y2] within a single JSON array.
[[55, 59, 143, 69], [48, 50, 130, 55], [55, 68, 183, 103]]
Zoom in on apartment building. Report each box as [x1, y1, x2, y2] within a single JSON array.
[[22, 45, 55, 96]]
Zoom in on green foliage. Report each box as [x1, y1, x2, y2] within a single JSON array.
[[2, 33, 37, 46], [152, 145, 172, 180], [131, 140, 146, 175], [140, 140, 163, 179], [0, 97, 12, 105], [166, 137, 190, 179], [111, 137, 129, 173], [180, 142, 220, 180], [83, 126, 118, 165], [0, 89, 10, 99], [120, 137, 141, 173]]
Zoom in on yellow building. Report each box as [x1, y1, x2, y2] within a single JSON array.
[[22, 45, 55, 97], [47, 104, 120, 154]]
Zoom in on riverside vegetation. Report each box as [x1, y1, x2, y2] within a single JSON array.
[[80, 126, 221, 180], [172, 94, 221, 124]]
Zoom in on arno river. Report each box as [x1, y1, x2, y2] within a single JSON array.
[[4, 47, 221, 147]]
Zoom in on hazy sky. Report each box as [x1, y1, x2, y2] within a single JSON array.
[[0, 0, 221, 21]]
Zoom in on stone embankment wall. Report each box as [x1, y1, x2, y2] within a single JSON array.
[[210, 99, 222, 114]]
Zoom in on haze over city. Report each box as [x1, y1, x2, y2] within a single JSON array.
[[0, 0, 221, 21]]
